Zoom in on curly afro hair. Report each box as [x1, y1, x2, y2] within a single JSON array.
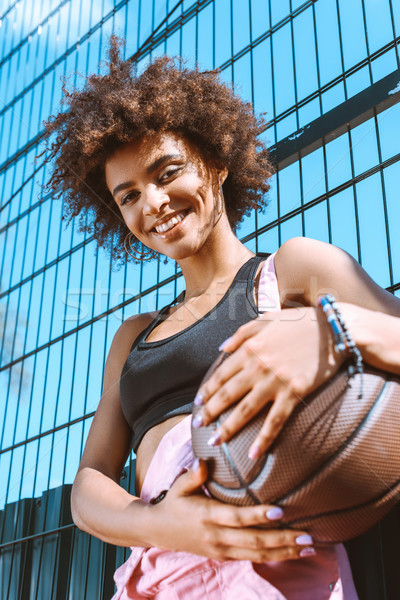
[[44, 36, 274, 266]]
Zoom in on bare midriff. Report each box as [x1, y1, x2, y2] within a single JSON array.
[[135, 415, 188, 494]]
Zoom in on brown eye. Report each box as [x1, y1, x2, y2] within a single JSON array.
[[121, 191, 139, 206]]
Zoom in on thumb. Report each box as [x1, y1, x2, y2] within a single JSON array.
[[174, 458, 208, 496]]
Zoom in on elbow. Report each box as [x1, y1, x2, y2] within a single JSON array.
[[70, 475, 88, 532]]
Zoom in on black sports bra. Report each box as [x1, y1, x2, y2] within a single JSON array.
[[120, 254, 270, 452]]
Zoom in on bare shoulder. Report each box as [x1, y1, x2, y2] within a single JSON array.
[[106, 311, 157, 374], [274, 237, 400, 314], [76, 311, 157, 481]]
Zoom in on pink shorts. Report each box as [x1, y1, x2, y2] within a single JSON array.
[[112, 417, 358, 600]]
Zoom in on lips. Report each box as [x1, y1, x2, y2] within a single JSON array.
[[152, 209, 190, 234]]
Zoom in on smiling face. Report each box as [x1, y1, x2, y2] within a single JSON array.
[[105, 132, 227, 262]]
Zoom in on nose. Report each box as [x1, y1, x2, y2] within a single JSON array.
[[142, 184, 169, 215]]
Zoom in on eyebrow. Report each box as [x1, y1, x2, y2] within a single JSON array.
[[112, 154, 182, 198]]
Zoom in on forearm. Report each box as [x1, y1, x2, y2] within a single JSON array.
[[339, 302, 400, 375], [71, 467, 153, 547]]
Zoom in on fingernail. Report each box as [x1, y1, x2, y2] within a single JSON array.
[[296, 534, 313, 546], [266, 507, 284, 521], [194, 393, 204, 406], [207, 432, 221, 447], [248, 443, 261, 460], [192, 458, 200, 471], [192, 414, 204, 429], [299, 547, 316, 558], [218, 337, 232, 351]]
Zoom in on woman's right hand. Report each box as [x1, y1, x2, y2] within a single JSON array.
[[144, 458, 315, 563]]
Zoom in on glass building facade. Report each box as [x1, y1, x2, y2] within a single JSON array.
[[0, 0, 399, 598]]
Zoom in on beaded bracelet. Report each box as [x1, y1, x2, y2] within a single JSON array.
[[317, 294, 363, 376]]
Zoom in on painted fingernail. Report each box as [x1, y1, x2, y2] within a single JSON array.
[[266, 507, 284, 521], [194, 393, 204, 406], [192, 414, 204, 429], [207, 432, 221, 447], [299, 547, 316, 558], [218, 337, 232, 351], [192, 458, 200, 471], [248, 443, 262, 460], [295, 534, 313, 546]]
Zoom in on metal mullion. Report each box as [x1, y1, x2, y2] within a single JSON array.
[[248, 0, 255, 106], [0, 412, 96, 456], [288, 0, 299, 131], [334, 0, 348, 101], [359, 0, 373, 84], [83, 533, 93, 600], [0, 523, 76, 550], [347, 126, 362, 263], [373, 108, 394, 287], [212, 0, 215, 69], [195, 0, 198, 62], [311, 0, 331, 242], [230, 0, 234, 89], [387, 0, 400, 68], [268, 0, 280, 245]]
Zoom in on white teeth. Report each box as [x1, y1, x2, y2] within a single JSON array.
[[155, 211, 187, 234]]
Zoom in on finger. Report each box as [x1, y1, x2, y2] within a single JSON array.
[[200, 369, 255, 425], [205, 384, 273, 447], [205, 502, 286, 528], [172, 458, 208, 496], [209, 528, 315, 563], [218, 320, 263, 354], [248, 390, 299, 458], [195, 349, 246, 406], [225, 542, 315, 563]]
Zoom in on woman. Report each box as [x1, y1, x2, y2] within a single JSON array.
[[45, 38, 400, 599]]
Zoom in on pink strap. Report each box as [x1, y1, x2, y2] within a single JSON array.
[[257, 252, 281, 313]]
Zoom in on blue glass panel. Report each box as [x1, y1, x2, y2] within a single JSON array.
[[329, 187, 359, 259], [321, 82, 345, 113], [364, 0, 394, 54], [165, 28, 180, 56], [346, 65, 371, 98], [338, 0, 367, 71], [280, 213, 303, 243], [371, 49, 398, 83], [383, 161, 400, 283], [377, 101, 400, 162], [252, 39, 273, 118], [38, 265, 56, 347], [278, 161, 301, 215], [0, 451, 11, 509], [197, 2, 213, 68], [293, 7, 318, 102], [250, 0, 270, 41], [49, 430, 67, 489], [356, 173, 390, 287], [232, 0, 250, 55], [33, 434, 52, 497], [6, 444, 24, 503], [325, 132, 352, 191], [314, 0, 343, 87], [301, 147, 326, 203], [350, 117, 379, 177], [215, 0, 232, 66], [125, 0, 140, 57], [272, 23, 295, 114], [304, 200, 329, 242], [20, 439, 39, 499], [40, 342, 62, 432], [181, 15, 196, 60], [233, 52, 252, 104], [298, 98, 321, 128], [271, 0, 289, 25]]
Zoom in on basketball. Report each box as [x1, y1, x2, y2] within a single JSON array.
[[191, 352, 400, 544]]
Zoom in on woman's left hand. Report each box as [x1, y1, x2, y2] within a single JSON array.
[[194, 306, 344, 459]]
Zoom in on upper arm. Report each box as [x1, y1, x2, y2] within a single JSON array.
[[76, 312, 155, 482], [274, 237, 400, 316]]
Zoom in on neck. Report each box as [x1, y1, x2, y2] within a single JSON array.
[[177, 218, 254, 298]]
